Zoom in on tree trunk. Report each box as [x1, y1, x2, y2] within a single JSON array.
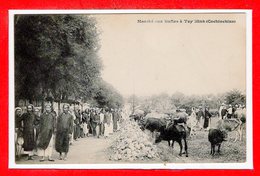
[[58, 100, 61, 115], [28, 98, 33, 104], [15, 98, 19, 107], [41, 91, 45, 113]]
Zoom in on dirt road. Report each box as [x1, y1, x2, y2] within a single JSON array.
[[16, 133, 195, 164], [16, 135, 116, 164]]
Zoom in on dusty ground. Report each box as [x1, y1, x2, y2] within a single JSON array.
[[155, 117, 246, 163], [16, 117, 246, 164], [16, 135, 116, 164]]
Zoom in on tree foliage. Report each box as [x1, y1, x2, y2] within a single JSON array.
[[127, 90, 246, 115], [225, 89, 246, 105], [15, 14, 123, 108], [93, 79, 124, 109]]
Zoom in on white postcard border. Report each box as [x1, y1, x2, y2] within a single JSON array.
[[8, 9, 253, 170]]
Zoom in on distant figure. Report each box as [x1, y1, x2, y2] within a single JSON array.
[[103, 110, 111, 138], [74, 109, 81, 140], [37, 105, 56, 162], [93, 111, 101, 138], [187, 107, 197, 136], [55, 104, 74, 161], [99, 109, 105, 136], [196, 106, 204, 130], [82, 111, 89, 137], [117, 109, 123, 130], [227, 105, 233, 119], [89, 110, 96, 136], [221, 106, 228, 119], [203, 106, 212, 130], [108, 110, 114, 134], [68, 107, 76, 145], [219, 103, 225, 119], [34, 107, 41, 149], [112, 109, 118, 132]]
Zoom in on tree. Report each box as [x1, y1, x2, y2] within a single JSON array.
[[127, 95, 139, 113], [225, 89, 246, 105], [15, 15, 102, 107], [170, 92, 185, 108], [93, 79, 124, 109]]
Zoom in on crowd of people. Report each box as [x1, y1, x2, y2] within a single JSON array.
[[14, 100, 246, 162], [219, 103, 246, 120], [14, 101, 124, 162], [175, 103, 246, 133]]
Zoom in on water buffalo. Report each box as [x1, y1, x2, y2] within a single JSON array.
[[155, 123, 188, 157], [217, 118, 244, 142], [208, 128, 228, 155], [140, 117, 167, 137], [129, 114, 143, 122], [129, 110, 149, 122]]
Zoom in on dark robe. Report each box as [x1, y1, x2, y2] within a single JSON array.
[[37, 112, 56, 150], [55, 112, 73, 153], [92, 114, 100, 136], [196, 110, 205, 120], [89, 112, 95, 135], [15, 114, 23, 138], [20, 112, 39, 151], [112, 112, 119, 131], [74, 110, 81, 139], [221, 109, 228, 119], [15, 114, 23, 129], [82, 113, 89, 123], [85, 113, 92, 133], [203, 110, 212, 128], [34, 113, 41, 143]]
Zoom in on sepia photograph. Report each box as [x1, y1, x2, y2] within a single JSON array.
[[9, 10, 252, 169]]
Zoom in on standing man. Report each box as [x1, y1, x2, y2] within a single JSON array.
[[203, 106, 212, 130], [93, 110, 101, 138], [81, 111, 89, 137], [99, 109, 105, 136], [221, 105, 228, 119], [15, 107, 24, 160], [74, 108, 81, 140], [107, 109, 114, 135], [55, 104, 74, 161], [103, 109, 110, 138], [20, 104, 39, 160], [117, 109, 123, 130], [196, 106, 204, 130], [89, 109, 96, 136], [37, 105, 56, 162], [219, 103, 225, 119], [34, 107, 41, 154], [227, 104, 233, 119], [68, 106, 76, 145], [112, 109, 118, 132]]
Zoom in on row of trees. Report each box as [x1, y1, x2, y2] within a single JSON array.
[[128, 89, 246, 115], [15, 14, 123, 109]]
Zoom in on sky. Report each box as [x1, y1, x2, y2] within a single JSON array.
[[94, 13, 246, 97]]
